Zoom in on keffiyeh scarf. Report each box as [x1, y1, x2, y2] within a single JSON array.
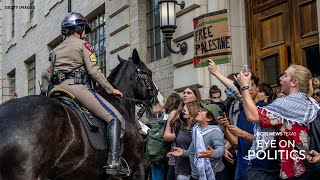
[[193, 123, 222, 180], [260, 92, 320, 125]]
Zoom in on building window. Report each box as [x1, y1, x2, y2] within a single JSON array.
[[147, 0, 170, 62], [262, 54, 280, 86], [27, 59, 36, 95], [88, 13, 106, 76], [12, 0, 15, 38], [30, 0, 34, 20], [2, 70, 16, 101], [304, 44, 320, 77]]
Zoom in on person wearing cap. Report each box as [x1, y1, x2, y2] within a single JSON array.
[[49, 12, 128, 175], [168, 103, 226, 180]]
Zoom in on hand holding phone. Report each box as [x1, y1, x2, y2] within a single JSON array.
[[295, 144, 310, 156], [219, 111, 226, 118], [217, 112, 230, 127]]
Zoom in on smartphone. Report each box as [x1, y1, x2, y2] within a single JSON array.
[[219, 111, 225, 118], [295, 144, 310, 155]]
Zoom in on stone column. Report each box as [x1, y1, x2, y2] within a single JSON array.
[[129, 0, 147, 62]]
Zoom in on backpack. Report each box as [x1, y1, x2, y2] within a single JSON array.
[[305, 116, 320, 174], [145, 118, 170, 164]]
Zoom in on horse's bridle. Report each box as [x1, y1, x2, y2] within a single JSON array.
[[122, 68, 158, 109]]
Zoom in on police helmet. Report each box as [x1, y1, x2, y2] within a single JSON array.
[[61, 12, 91, 36]]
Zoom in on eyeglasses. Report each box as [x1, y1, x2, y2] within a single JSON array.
[[314, 92, 320, 97]]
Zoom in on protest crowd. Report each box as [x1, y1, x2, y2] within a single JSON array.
[[142, 60, 320, 180]]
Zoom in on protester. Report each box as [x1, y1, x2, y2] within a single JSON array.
[[170, 102, 199, 179], [209, 60, 282, 179], [258, 83, 273, 103], [312, 77, 320, 104], [209, 85, 222, 103], [149, 93, 181, 180], [168, 103, 225, 180], [272, 88, 286, 100], [236, 65, 320, 179], [206, 61, 242, 179], [271, 74, 285, 101], [223, 73, 241, 119], [164, 87, 202, 180]]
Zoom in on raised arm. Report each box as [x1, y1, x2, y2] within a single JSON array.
[[163, 110, 177, 142], [208, 60, 241, 100], [236, 72, 260, 122]]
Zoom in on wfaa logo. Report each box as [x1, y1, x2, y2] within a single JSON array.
[[248, 140, 308, 160]]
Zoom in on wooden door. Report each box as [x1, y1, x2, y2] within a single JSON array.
[[247, 0, 319, 86], [292, 0, 320, 76]]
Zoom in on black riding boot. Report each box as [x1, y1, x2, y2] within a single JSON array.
[[104, 118, 129, 176]]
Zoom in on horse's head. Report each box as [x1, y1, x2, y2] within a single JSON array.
[[108, 49, 163, 109]]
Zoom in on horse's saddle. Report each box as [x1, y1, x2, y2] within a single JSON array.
[[49, 88, 108, 151]]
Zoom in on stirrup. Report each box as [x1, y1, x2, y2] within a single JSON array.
[[103, 158, 131, 177], [119, 158, 131, 176], [113, 158, 131, 177]]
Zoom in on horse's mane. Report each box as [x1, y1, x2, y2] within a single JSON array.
[[97, 53, 152, 125], [107, 60, 125, 83]]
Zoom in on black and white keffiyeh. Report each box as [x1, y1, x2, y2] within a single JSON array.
[[260, 92, 320, 125], [193, 124, 222, 180]]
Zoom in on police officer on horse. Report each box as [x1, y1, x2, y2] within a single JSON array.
[[49, 12, 129, 176]]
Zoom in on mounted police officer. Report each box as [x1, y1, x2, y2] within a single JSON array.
[[50, 12, 129, 176]]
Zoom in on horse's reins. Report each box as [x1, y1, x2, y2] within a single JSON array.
[[120, 68, 158, 108], [121, 96, 151, 106]]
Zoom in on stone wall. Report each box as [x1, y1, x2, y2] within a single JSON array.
[[0, 0, 249, 102], [0, 0, 2, 102]]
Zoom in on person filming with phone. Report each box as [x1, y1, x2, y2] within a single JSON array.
[[208, 60, 279, 180]]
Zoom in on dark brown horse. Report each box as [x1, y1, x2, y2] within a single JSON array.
[[0, 49, 160, 180]]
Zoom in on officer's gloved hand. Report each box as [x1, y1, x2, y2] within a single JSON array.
[[40, 89, 48, 96]]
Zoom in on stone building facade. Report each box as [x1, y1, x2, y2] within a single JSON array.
[[1, 0, 319, 103], [0, 0, 2, 102]]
